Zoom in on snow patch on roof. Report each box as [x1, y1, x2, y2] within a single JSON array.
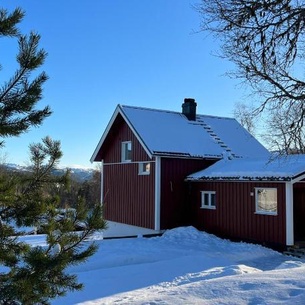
[[187, 154, 305, 181], [197, 115, 268, 158]]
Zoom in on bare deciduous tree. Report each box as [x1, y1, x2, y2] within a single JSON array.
[[233, 102, 257, 136], [196, 0, 305, 153], [264, 103, 305, 154]]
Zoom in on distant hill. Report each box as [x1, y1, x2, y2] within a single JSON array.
[[4, 163, 96, 182], [54, 167, 95, 182]]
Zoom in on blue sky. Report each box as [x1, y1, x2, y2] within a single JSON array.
[[2, 1, 246, 168]]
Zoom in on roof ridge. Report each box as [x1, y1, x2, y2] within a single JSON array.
[[196, 114, 235, 120], [121, 104, 180, 115], [120, 104, 234, 120]]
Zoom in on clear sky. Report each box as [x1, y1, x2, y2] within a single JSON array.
[[2, 1, 246, 168]]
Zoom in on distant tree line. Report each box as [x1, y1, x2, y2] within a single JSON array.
[[0, 164, 102, 214], [48, 168, 101, 211]]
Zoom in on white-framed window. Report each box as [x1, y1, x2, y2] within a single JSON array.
[[201, 191, 216, 209], [138, 162, 150, 175], [255, 187, 277, 215], [121, 141, 132, 162]]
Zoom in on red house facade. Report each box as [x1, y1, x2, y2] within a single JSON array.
[[187, 157, 305, 248], [91, 99, 305, 247]]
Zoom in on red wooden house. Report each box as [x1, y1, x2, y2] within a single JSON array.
[[91, 99, 297, 244], [91, 99, 288, 236]]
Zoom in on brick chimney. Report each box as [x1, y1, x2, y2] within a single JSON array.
[[182, 98, 197, 121]]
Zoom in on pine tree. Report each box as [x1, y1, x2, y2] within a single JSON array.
[[0, 137, 106, 304], [0, 7, 51, 145], [0, 7, 106, 304]]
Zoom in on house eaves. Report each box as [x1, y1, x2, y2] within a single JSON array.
[[152, 151, 222, 159], [186, 155, 305, 183]]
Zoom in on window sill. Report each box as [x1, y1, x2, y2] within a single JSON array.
[[200, 206, 216, 210], [255, 211, 277, 216], [139, 172, 150, 176]]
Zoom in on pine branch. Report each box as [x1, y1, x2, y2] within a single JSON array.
[[0, 7, 24, 37]]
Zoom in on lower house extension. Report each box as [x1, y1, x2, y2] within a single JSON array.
[[91, 98, 305, 248]]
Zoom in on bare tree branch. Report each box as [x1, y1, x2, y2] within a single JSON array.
[[197, 0, 305, 153]]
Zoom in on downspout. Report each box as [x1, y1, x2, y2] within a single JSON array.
[[285, 181, 294, 246], [154, 156, 161, 231]]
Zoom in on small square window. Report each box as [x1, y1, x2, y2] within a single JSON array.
[[255, 188, 277, 215], [201, 191, 216, 209], [138, 162, 150, 175], [121, 141, 132, 162]]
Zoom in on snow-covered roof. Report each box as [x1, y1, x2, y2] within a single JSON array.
[[91, 104, 269, 162], [187, 154, 305, 182], [121, 105, 269, 159]]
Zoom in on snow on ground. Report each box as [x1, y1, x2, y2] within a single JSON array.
[[13, 226, 305, 304]]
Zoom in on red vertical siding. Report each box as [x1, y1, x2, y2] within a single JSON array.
[[101, 114, 155, 229], [293, 183, 305, 241], [190, 181, 286, 246], [101, 114, 150, 163], [103, 163, 155, 229], [160, 158, 217, 230]]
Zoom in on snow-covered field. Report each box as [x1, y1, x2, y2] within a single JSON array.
[[22, 226, 305, 304]]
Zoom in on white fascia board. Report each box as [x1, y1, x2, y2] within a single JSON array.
[[120, 106, 153, 159], [90, 105, 122, 163], [291, 172, 305, 184], [285, 182, 294, 246], [154, 156, 161, 231], [100, 160, 104, 205], [90, 105, 153, 163]]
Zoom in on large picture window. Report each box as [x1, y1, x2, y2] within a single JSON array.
[[200, 191, 216, 209], [121, 141, 132, 162], [255, 188, 277, 215]]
